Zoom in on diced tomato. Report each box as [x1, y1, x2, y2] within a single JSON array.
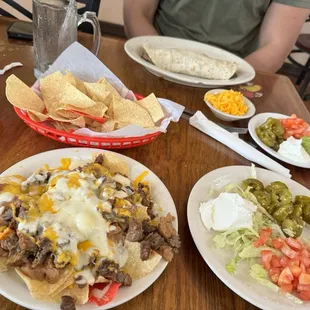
[[290, 265, 302, 278], [270, 255, 282, 268], [281, 244, 298, 259], [272, 238, 285, 249], [304, 131, 310, 136], [297, 284, 310, 292], [301, 249, 310, 258], [301, 263, 306, 273], [261, 250, 273, 270], [88, 282, 121, 306], [280, 284, 293, 294], [280, 256, 290, 268], [293, 277, 299, 288], [300, 256, 310, 268], [299, 273, 310, 285], [269, 267, 281, 283], [286, 238, 303, 251], [278, 267, 294, 286], [254, 227, 272, 248], [288, 258, 300, 267], [298, 291, 310, 301]]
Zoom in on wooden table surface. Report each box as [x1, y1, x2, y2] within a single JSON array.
[[0, 17, 310, 310]]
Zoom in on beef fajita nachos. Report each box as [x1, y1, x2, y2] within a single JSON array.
[[0, 153, 180, 309]]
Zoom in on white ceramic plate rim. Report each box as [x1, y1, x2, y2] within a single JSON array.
[[248, 113, 310, 168], [124, 36, 256, 87], [0, 148, 178, 310], [187, 165, 310, 310], [204, 89, 256, 120]]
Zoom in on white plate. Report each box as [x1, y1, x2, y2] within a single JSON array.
[[124, 36, 255, 88], [0, 148, 178, 310], [249, 113, 310, 169], [187, 166, 310, 310]]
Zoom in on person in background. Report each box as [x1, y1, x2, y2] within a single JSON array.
[[123, 0, 310, 73]]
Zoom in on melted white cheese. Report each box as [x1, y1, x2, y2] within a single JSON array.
[[278, 137, 310, 163], [18, 171, 125, 270], [200, 193, 257, 231]]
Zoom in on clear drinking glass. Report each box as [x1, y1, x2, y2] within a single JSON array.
[[33, 0, 101, 78]]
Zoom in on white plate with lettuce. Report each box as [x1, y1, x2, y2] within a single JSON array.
[[187, 166, 310, 310]]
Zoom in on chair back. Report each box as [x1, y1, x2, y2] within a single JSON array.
[[0, 0, 32, 21]]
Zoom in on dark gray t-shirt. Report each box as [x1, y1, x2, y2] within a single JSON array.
[[154, 0, 310, 57]]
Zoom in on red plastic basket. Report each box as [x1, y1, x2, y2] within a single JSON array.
[[13, 94, 161, 149]]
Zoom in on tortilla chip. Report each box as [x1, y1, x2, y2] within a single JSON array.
[[111, 97, 154, 128], [0, 257, 8, 273], [40, 71, 96, 113], [84, 82, 111, 102], [137, 93, 164, 123], [27, 110, 49, 122], [99, 152, 129, 176], [51, 284, 89, 305], [63, 71, 76, 87], [62, 100, 108, 117], [48, 114, 86, 128], [53, 121, 80, 132], [101, 120, 116, 132], [16, 266, 74, 300], [122, 241, 161, 280], [54, 109, 80, 119], [6, 74, 45, 112]]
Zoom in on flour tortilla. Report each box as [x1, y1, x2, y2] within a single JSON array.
[[143, 44, 237, 80], [122, 241, 162, 280]]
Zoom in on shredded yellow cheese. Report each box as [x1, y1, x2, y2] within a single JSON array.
[[205, 90, 248, 116]]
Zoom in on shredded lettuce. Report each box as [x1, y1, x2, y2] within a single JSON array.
[[250, 264, 279, 293]]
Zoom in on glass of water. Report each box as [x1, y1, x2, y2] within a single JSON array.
[[33, 0, 101, 78]]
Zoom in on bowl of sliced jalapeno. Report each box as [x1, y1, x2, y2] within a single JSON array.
[[242, 178, 310, 238]]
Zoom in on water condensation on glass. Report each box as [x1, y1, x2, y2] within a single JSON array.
[[33, 0, 78, 78]]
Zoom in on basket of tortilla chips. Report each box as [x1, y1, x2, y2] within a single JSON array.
[[0, 152, 180, 309], [5, 42, 183, 149]]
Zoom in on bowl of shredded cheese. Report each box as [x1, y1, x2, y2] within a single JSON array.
[[204, 89, 256, 122]]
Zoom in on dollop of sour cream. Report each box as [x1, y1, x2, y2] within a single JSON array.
[[278, 137, 310, 163], [199, 193, 257, 231]]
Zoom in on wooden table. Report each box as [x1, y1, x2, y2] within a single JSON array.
[[0, 17, 310, 310]]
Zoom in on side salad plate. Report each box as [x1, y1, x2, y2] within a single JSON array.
[[249, 113, 310, 168], [188, 166, 310, 310]]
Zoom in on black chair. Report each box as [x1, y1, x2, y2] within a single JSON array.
[[0, 0, 32, 20], [288, 16, 310, 100], [0, 0, 101, 34]]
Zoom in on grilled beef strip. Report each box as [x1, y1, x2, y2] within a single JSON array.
[[126, 218, 143, 242], [32, 238, 52, 268], [94, 154, 103, 165], [107, 223, 125, 243], [97, 259, 132, 286], [60, 296, 76, 310], [138, 214, 181, 261]]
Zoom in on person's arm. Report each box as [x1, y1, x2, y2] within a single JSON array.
[[123, 0, 160, 38], [245, 3, 309, 73]]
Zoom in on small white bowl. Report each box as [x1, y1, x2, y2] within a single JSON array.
[[204, 89, 256, 122]]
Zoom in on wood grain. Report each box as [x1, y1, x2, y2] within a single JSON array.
[[0, 16, 310, 310]]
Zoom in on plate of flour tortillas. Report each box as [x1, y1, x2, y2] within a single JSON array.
[[125, 36, 255, 88]]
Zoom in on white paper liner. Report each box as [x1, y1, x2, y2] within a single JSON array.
[[31, 42, 184, 138]]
